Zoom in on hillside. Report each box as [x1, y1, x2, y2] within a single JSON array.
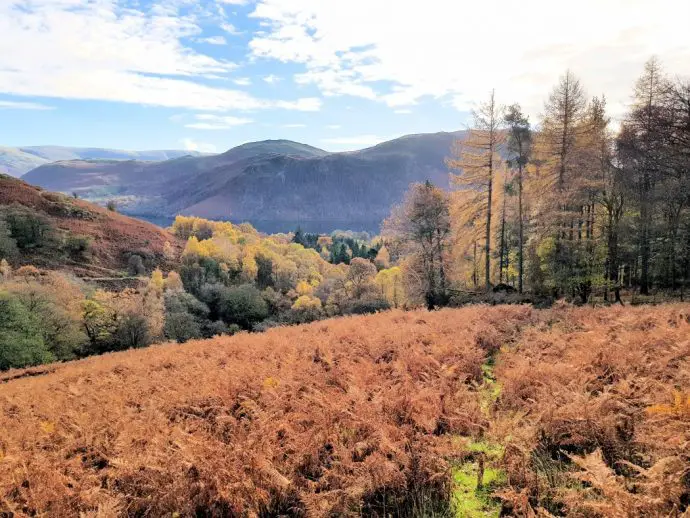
[[0, 146, 206, 178], [0, 174, 182, 276], [23, 132, 465, 233], [0, 303, 687, 516]]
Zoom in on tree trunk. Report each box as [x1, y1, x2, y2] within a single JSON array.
[[518, 163, 524, 294]]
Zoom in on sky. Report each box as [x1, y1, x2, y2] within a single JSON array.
[[0, 0, 689, 154]]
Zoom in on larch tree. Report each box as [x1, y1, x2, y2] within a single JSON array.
[[448, 89, 504, 291], [504, 104, 532, 293], [534, 70, 588, 296]]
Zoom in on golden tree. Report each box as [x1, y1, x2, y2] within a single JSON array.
[[447, 89, 505, 291]]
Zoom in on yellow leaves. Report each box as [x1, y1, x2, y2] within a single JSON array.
[[183, 236, 221, 259], [263, 377, 280, 389], [375, 267, 405, 308], [149, 268, 165, 292], [647, 390, 690, 418], [292, 295, 322, 311], [40, 421, 55, 434], [296, 280, 313, 296]]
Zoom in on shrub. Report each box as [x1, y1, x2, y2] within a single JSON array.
[[127, 254, 146, 276], [343, 298, 391, 315], [219, 284, 269, 329], [106, 200, 117, 212], [0, 218, 18, 259], [112, 313, 151, 350], [0, 205, 55, 250], [0, 292, 53, 370], [164, 312, 202, 344], [64, 234, 91, 261]]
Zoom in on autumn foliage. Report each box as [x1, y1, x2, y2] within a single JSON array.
[[0, 303, 687, 516]]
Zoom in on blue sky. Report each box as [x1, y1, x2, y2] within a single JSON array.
[[1, 0, 689, 153]]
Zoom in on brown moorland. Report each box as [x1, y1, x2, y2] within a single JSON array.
[[0, 174, 182, 276], [0, 304, 688, 517]]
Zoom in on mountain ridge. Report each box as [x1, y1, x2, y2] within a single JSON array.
[[0, 146, 207, 178], [21, 131, 467, 233]]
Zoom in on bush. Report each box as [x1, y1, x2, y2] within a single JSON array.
[[0, 218, 18, 260], [0, 292, 53, 370], [204, 320, 232, 338], [343, 298, 391, 315], [219, 284, 269, 329], [112, 313, 151, 350], [0, 205, 55, 250], [164, 312, 202, 344], [64, 235, 91, 261], [127, 254, 146, 276], [106, 200, 117, 212]]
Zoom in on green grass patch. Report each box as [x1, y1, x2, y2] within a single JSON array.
[[452, 462, 505, 517]]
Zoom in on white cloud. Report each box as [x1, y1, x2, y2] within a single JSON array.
[[221, 22, 243, 35], [198, 35, 227, 45], [394, 109, 412, 115], [321, 135, 387, 149], [249, 0, 690, 120], [185, 113, 253, 129], [181, 138, 217, 153], [0, 100, 54, 110], [283, 123, 306, 128], [263, 74, 282, 84], [233, 77, 252, 86], [217, 0, 249, 4], [273, 97, 321, 111], [0, 1, 318, 113], [326, 124, 341, 129]]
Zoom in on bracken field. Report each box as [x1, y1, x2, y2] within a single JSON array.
[[0, 303, 688, 517]]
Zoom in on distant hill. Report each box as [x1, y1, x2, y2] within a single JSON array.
[[22, 132, 466, 233], [0, 174, 182, 277], [0, 146, 207, 178]]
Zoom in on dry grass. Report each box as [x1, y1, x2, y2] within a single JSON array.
[[0, 303, 688, 517], [0, 306, 534, 516], [493, 303, 690, 516]]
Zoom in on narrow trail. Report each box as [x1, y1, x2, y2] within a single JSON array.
[[451, 352, 507, 517]]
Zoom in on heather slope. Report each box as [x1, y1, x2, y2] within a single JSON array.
[[0, 174, 182, 276]]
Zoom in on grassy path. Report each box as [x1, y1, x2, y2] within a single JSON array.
[[451, 354, 506, 517]]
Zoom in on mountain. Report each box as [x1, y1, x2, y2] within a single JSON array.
[[22, 132, 465, 233], [0, 146, 207, 178], [0, 174, 182, 277]]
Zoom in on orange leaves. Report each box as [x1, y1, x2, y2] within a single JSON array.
[[647, 390, 690, 418]]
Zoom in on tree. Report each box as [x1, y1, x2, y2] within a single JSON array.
[[618, 58, 668, 294], [346, 258, 377, 299], [0, 217, 18, 260], [112, 313, 151, 350], [448, 89, 504, 290], [220, 284, 269, 330], [504, 104, 532, 293], [534, 70, 589, 296], [128, 254, 145, 276], [0, 292, 53, 370], [383, 182, 451, 308]]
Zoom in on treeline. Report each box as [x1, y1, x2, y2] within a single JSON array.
[[385, 58, 690, 306], [0, 215, 407, 371]]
